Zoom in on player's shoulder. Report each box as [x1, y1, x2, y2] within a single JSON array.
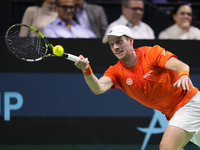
[[136, 45, 163, 50], [107, 61, 121, 70], [135, 45, 154, 52], [112, 61, 121, 67], [135, 45, 164, 56]]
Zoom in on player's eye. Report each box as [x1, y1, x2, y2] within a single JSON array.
[[116, 40, 122, 44], [109, 43, 114, 47]]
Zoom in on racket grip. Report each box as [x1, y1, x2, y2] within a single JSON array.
[[63, 53, 80, 61]]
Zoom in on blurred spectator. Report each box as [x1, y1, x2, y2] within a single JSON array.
[[74, 0, 108, 38], [105, 0, 155, 39], [43, 0, 97, 38], [158, 3, 200, 40], [22, 0, 57, 36]]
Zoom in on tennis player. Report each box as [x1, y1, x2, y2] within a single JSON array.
[[74, 25, 200, 149]]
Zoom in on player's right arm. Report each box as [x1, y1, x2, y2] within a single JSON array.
[[74, 55, 113, 95], [84, 74, 113, 95]]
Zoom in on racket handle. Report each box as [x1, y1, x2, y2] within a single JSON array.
[[63, 53, 80, 62]]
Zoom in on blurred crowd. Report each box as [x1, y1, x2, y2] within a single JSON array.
[[21, 0, 200, 40]]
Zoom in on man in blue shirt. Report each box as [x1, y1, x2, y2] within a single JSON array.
[[43, 0, 97, 38]]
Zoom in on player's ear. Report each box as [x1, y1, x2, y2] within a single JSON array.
[[130, 38, 134, 45]]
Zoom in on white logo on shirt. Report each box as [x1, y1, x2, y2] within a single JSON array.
[[161, 50, 168, 56], [143, 70, 152, 78], [126, 78, 133, 85]]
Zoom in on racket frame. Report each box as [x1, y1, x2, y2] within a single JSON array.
[[6, 24, 54, 62], [5, 23, 80, 62]]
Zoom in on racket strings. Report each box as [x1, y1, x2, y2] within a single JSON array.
[[6, 25, 47, 61]]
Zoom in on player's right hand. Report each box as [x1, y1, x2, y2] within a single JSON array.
[[74, 55, 89, 70]]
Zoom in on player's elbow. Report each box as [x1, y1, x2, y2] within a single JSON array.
[[93, 92, 100, 95], [91, 89, 105, 95], [89, 84, 110, 95], [92, 90, 103, 95]]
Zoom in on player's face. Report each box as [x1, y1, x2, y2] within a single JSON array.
[[173, 5, 192, 30], [122, 0, 144, 25], [108, 36, 133, 61], [56, 0, 75, 22]]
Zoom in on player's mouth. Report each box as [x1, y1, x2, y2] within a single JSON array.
[[116, 50, 123, 55]]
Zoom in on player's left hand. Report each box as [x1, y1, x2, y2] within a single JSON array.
[[173, 75, 194, 91]]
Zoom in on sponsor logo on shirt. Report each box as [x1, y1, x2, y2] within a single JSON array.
[[143, 70, 152, 78], [161, 50, 168, 56], [126, 78, 133, 85]]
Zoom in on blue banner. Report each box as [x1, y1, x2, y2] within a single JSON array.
[[1, 73, 200, 119]]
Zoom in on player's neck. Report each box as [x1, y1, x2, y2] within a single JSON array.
[[121, 50, 138, 68]]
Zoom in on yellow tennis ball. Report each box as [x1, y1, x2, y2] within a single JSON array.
[[53, 45, 64, 56]]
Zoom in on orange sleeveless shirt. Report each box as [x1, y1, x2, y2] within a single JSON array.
[[104, 45, 198, 120]]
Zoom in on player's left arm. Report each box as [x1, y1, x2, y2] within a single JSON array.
[[165, 57, 194, 90]]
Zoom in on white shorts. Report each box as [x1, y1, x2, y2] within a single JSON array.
[[169, 91, 200, 147]]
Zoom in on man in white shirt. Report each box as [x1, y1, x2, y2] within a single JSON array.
[[105, 0, 155, 39], [158, 3, 200, 40]]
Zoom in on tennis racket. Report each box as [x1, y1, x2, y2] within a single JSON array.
[[5, 23, 80, 62]]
